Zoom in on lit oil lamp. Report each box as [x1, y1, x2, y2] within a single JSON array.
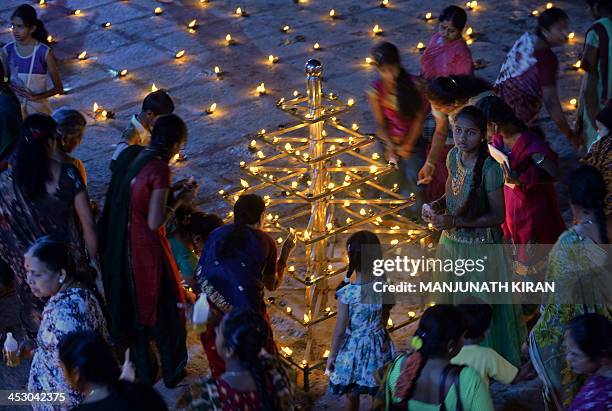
[[568, 32, 575, 40], [313, 42, 321, 50], [546, 2, 553, 9], [102, 22, 111, 28], [424, 11, 433, 21], [205, 103, 217, 114], [77, 50, 87, 60], [416, 42, 425, 51], [281, 25, 290, 32], [372, 24, 383, 35], [151, 83, 158, 92], [380, 0, 389, 8], [175, 50, 185, 59], [256, 83, 266, 95], [154, 7, 163, 15], [72, 9, 81, 16], [347, 98, 355, 107], [268, 55, 279, 64], [365, 56, 374, 65], [225, 34, 235, 46], [119, 69, 128, 77], [187, 19, 197, 29]]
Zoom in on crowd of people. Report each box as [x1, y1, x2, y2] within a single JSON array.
[[0, 1, 610, 411]]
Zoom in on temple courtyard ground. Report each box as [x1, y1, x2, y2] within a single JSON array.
[[0, 0, 593, 409]]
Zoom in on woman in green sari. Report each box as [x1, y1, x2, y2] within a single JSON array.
[[578, 0, 612, 149], [529, 165, 611, 410], [422, 106, 526, 367]]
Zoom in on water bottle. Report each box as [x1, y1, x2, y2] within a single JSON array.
[[192, 294, 210, 333], [3, 332, 19, 367]]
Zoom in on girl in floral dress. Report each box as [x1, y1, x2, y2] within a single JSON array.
[[326, 231, 394, 411], [23, 237, 107, 411]]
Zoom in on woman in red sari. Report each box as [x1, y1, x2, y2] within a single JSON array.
[[99, 114, 195, 387], [420, 5, 474, 81], [477, 96, 565, 275]]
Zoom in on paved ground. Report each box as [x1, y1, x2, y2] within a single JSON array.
[[0, 0, 592, 409]]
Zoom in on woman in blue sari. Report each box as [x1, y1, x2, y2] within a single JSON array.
[[195, 194, 295, 378]]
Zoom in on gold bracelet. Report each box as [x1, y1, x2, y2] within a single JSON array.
[[425, 160, 436, 170]]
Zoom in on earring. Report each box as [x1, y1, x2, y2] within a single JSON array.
[[59, 276, 65, 284]]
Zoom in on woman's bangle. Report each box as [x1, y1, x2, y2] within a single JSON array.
[[425, 160, 436, 171]]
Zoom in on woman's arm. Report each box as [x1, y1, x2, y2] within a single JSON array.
[[531, 153, 558, 179], [367, 91, 391, 145], [34, 49, 62, 100], [580, 45, 598, 73], [74, 191, 98, 258], [326, 301, 349, 370], [541, 86, 574, 142], [455, 187, 505, 229], [418, 114, 449, 181], [397, 109, 426, 157]]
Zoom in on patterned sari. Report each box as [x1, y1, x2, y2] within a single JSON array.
[[495, 33, 558, 125], [0, 164, 93, 339], [529, 228, 612, 410]]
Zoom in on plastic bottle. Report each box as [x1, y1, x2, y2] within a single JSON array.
[[192, 294, 210, 333], [3, 332, 19, 367]]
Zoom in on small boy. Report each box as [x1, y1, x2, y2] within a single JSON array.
[[110, 89, 174, 166], [452, 303, 526, 387]]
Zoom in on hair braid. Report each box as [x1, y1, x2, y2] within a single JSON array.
[[457, 141, 488, 219]]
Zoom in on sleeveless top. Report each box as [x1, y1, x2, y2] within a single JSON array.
[[3, 41, 52, 115]]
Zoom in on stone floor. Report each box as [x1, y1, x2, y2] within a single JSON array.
[[0, 0, 593, 409]]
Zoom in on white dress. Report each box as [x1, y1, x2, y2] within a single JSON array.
[[28, 287, 107, 411]]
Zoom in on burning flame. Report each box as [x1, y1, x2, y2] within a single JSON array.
[[151, 83, 158, 92], [154, 7, 163, 15], [175, 50, 185, 59], [78, 50, 87, 60], [188, 19, 197, 28], [93, 102, 99, 112]]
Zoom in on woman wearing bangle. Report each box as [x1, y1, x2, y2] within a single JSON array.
[[422, 106, 525, 367], [99, 114, 194, 387]]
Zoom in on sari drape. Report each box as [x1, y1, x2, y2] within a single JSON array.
[[420, 33, 474, 80], [529, 228, 612, 410], [492, 132, 565, 266], [0, 165, 92, 339]]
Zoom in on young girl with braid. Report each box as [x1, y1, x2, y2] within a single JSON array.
[[176, 308, 294, 411], [422, 106, 526, 367], [326, 231, 394, 410], [380, 304, 493, 410]]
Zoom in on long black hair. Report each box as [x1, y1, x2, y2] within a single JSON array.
[[58, 331, 120, 389], [58, 331, 168, 410], [569, 165, 609, 244], [373, 42, 423, 119], [218, 194, 266, 259], [337, 230, 383, 292], [454, 105, 490, 219], [11, 4, 50, 46], [170, 205, 223, 245], [536, 7, 569, 39], [566, 313, 612, 363], [221, 308, 275, 410], [395, 305, 467, 405], [14, 114, 56, 201], [427, 75, 492, 108], [439, 5, 468, 31], [149, 114, 187, 161]]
